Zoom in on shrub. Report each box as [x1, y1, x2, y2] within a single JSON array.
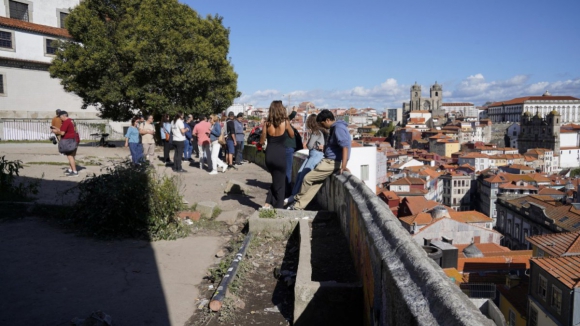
[[69, 162, 189, 240], [0, 155, 40, 201]]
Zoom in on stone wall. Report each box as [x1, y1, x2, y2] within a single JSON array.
[[243, 145, 494, 325]]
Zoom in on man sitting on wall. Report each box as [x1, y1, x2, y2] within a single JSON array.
[[287, 109, 350, 210]]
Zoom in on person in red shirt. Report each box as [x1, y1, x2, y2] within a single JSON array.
[[52, 111, 79, 177]]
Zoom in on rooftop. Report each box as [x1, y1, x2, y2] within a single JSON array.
[[526, 231, 580, 257], [531, 256, 580, 289]]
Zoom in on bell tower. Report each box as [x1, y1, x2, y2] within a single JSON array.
[[430, 81, 443, 112], [410, 82, 422, 111]]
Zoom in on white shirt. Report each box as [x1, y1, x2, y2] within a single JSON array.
[[172, 119, 186, 141]]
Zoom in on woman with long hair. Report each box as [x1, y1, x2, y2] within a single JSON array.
[[209, 114, 228, 174], [285, 114, 326, 206], [160, 114, 173, 163], [259, 100, 294, 209], [171, 112, 187, 173]]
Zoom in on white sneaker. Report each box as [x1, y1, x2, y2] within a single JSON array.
[[221, 165, 227, 173], [209, 171, 218, 175], [284, 196, 295, 206]]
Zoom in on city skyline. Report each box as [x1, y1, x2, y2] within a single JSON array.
[[186, 0, 580, 109]]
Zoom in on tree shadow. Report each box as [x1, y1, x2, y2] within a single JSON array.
[[0, 175, 173, 325]]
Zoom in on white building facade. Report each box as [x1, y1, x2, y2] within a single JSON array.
[[486, 92, 580, 123]]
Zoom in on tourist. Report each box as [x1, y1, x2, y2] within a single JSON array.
[[287, 109, 350, 210], [183, 115, 193, 162], [188, 114, 199, 159], [284, 114, 326, 206], [260, 100, 294, 209], [160, 114, 173, 163], [209, 115, 228, 174], [234, 112, 245, 165], [125, 117, 144, 165], [284, 107, 298, 195], [218, 115, 228, 161], [225, 112, 237, 170], [193, 116, 212, 171], [139, 115, 156, 163], [51, 109, 62, 141], [52, 111, 80, 177], [171, 112, 187, 173]]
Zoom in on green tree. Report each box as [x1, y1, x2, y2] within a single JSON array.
[[375, 121, 395, 137], [372, 117, 383, 128], [49, 0, 240, 121]]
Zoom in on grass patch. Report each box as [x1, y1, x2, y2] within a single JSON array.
[[27, 160, 102, 166], [211, 206, 222, 219], [27, 161, 69, 166], [258, 208, 277, 219]]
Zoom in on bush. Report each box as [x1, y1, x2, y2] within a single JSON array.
[[0, 155, 39, 201], [70, 162, 189, 240]]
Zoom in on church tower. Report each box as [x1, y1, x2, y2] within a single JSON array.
[[410, 82, 422, 111], [547, 110, 561, 155], [430, 81, 443, 112]]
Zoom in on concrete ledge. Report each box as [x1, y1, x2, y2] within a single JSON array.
[[248, 209, 317, 237], [294, 220, 362, 326]]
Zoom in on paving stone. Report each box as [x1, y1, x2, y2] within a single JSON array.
[[215, 210, 239, 225], [197, 201, 217, 218]]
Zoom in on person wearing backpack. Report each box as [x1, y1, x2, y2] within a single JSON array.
[[160, 114, 173, 163], [209, 114, 228, 174]]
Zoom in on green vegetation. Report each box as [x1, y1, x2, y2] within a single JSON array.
[[212, 206, 222, 219], [375, 121, 395, 137], [49, 0, 240, 120], [0, 156, 40, 202], [68, 161, 189, 240], [258, 208, 277, 219]]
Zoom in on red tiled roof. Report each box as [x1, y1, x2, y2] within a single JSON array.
[[0, 16, 71, 38], [526, 231, 580, 257], [538, 187, 565, 196], [390, 177, 426, 186], [531, 256, 580, 288], [488, 96, 580, 107], [502, 195, 580, 231], [457, 256, 530, 272], [399, 197, 439, 217], [454, 243, 510, 255]]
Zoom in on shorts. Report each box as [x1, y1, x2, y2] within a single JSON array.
[[226, 139, 235, 154], [143, 143, 155, 157]]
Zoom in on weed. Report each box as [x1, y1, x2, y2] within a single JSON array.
[[190, 202, 198, 211], [0, 156, 40, 202], [211, 206, 222, 219], [67, 161, 189, 240], [259, 208, 277, 219]]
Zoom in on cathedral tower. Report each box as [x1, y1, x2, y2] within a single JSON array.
[[410, 82, 422, 111]]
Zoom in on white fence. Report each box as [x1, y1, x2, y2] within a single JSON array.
[[1, 120, 124, 141]]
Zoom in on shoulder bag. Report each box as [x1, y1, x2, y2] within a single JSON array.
[[218, 123, 226, 145]]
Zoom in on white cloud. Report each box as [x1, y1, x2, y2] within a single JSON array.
[[236, 75, 580, 109]]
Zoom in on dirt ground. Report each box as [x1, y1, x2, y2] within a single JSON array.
[[0, 142, 272, 326]]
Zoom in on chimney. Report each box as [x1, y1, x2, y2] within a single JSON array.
[[506, 275, 520, 289], [473, 236, 481, 244], [424, 238, 432, 246], [442, 236, 453, 244]]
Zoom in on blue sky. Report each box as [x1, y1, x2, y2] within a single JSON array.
[[184, 0, 580, 109]]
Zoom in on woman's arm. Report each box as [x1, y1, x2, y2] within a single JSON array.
[[259, 123, 267, 145], [286, 121, 295, 138]]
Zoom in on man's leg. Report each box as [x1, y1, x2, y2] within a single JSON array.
[[293, 159, 339, 209]]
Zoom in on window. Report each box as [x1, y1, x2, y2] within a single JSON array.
[[0, 30, 13, 50], [538, 275, 547, 300], [551, 285, 562, 314], [361, 165, 369, 181], [508, 309, 516, 326], [45, 38, 57, 55], [59, 12, 69, 29], [529, 307, 538, 326], [9, 0, 29, 22], [0, 74, 5, 96]]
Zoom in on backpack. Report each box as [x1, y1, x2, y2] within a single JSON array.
[[218, 122, 226, 145]]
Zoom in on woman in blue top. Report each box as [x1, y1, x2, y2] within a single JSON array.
[[209, 115, 228, 174], [125, 117, 143, 164], [159, 114, 173, 163]]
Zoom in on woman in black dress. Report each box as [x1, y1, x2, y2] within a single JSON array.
[[260, 100, 295, 209]]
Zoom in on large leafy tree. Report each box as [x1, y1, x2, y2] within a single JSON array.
[[50, 0, 240, 121]]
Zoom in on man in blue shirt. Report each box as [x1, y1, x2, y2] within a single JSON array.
[[288, 110, 350, 210]]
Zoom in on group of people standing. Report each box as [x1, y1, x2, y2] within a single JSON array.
[[124, 111, 247, 174], [260, 101, 351, 211]]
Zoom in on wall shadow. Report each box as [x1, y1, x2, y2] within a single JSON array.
[[0, 175, 172, 325]]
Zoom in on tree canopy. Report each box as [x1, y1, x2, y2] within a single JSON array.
[[375, 121, 395, 137], [49, 0, 240, 121]]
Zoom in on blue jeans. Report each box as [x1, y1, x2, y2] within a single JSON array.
[[129, 143, 143, 164], [184, 139, 192, 159], [285, 147, 295, 195], [291, 150, 324, 197]]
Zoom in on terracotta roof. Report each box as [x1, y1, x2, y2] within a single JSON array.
[[531, 256, 580, 289], [454, 243, 509, 255], [488, 95, 580, 107], [459, 152, 489, 159], [526, 231, 580, 257], [380, 190, 400, 201], [409, 118, 426, 124], [501, 195, 580, 231], [504, 164, 533, 170], [457, 255, 530, 272], [390, 177, 426, 186], [399, 196, 439, 217], [0, 16, 71, 38], [538, 188, 565, 196]]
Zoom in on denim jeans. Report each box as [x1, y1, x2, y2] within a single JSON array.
[[128, 142, 143, 164], [184, 139, 192, 159], [291, 149, 324, 197], [235, 141, 244, 164]]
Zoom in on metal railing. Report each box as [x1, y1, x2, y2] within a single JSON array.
[[1, 120, 124, 141]]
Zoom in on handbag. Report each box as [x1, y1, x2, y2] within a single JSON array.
[[164, 127, 170, 141], [58, 138, 77, 154], [218, 123, 226, 145]]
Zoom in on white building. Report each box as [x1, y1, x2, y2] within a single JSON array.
[[486, 91, 580, 123], [226, 103, 253, 117], [506, 123, 520, 148], [0, 1, 126, 140], [558, 126, 580, 168], [441, 102, 478, 119], [385, 108, 403, 124], [346, 145, 377, 190]]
